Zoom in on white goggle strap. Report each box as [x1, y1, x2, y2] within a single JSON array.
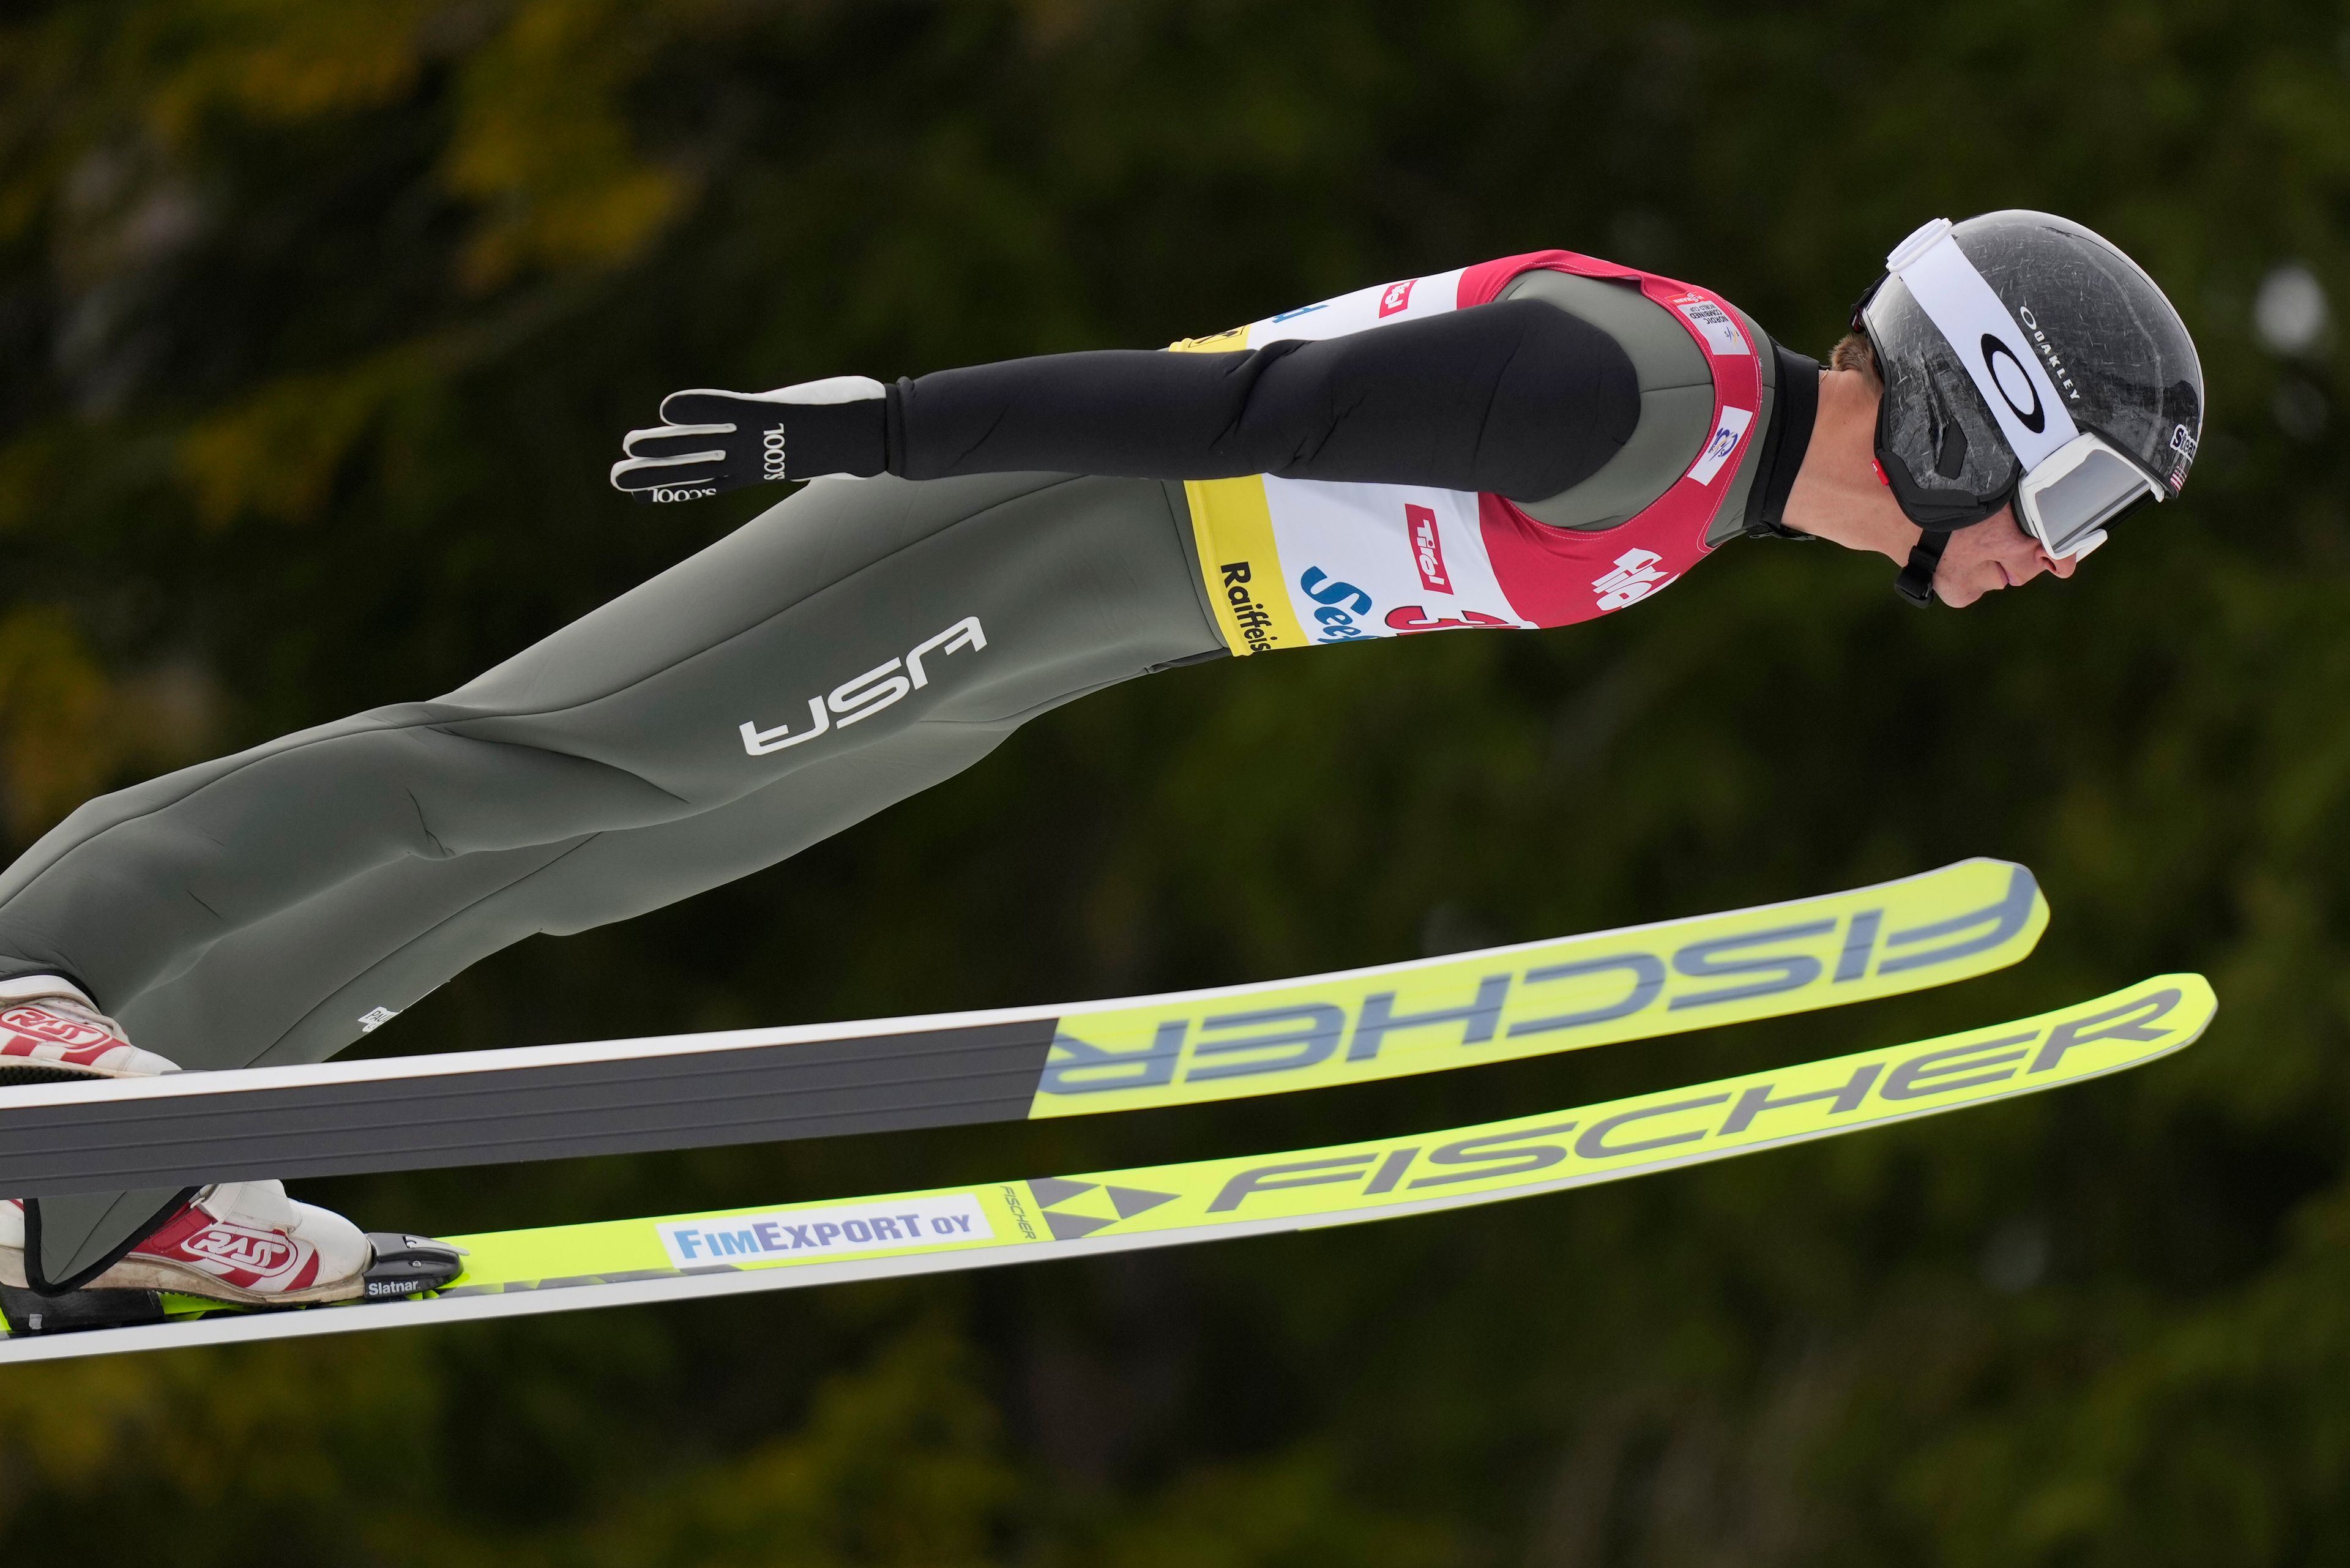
[[1874, 219, 2080, 474]]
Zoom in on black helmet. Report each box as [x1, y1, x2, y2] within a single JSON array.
[[1851, 211, 2204, 602]]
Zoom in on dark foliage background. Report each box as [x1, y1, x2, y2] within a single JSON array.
[[2, 1, 2347, 1562]]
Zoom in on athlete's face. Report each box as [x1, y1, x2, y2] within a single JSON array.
[[1931, 507, 2077, 609]]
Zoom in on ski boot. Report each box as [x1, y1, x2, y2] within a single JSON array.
[[0, 979, 178, 1083], [0, 979, 466, 1331], [0, 1186, 469, 1333]]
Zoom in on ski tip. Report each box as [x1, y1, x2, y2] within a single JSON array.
[[2165, 969, 2218, 1027]]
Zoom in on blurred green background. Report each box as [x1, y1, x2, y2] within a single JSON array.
[[2, 1, 2347, 1562]]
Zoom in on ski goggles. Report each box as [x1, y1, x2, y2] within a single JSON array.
[[2010, 430, 2162, 561], [1867, 218, 2169, 560]]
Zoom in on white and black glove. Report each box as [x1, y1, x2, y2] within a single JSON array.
[[610, 375, 890, 503]]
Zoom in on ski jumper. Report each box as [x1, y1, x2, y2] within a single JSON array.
[[0, 253, 1818, 1290]]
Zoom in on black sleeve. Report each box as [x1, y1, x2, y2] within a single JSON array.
[[886, 297, 1641, 503]]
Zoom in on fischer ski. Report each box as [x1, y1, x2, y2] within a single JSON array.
[[0, 861, 2043, 1195], [0, 973, 2199, 1363], [0, 973, 2211, 1365]]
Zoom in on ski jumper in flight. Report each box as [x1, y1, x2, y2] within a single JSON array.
[[0, 213, 2203, 1307]]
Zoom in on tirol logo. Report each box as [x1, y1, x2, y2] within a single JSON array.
[[762, 424, 788, 480], [182, 1224, 296, 1275], [1406, 504, 1452, 594], [0, 1006, 108, 1050], [1378, 278, 1416, 317], [1593, 548, 1671, 612], [740, 617, 987, 755], [1980, 334, 2045, 433]]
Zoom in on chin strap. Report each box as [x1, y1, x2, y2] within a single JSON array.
[[1893, 530, 1949, 607]]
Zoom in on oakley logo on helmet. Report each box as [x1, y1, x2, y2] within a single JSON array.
[[1980, 335, 2045, 435], [2016, 307, 2082, 405]]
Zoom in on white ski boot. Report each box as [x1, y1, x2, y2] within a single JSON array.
[[2, 1182, 366, 1301], [0, 978, 466, 1313], [2, 1184, 466, 1307], [0, 977, 179, 1083]]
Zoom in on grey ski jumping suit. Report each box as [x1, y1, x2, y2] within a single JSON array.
[[0, 265, 1816, 1290]]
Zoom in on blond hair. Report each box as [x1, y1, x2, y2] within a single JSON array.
[[1829, 330, 1880, 384]]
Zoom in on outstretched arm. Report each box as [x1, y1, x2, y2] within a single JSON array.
[[612, 298, 1639, 505]]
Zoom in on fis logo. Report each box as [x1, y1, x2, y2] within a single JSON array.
[[1378, 278, 1417, 317], [740, 617, 987, 756], [1592, 548, 1672, 612], [1685, 406, 1755, 485], [1406, 504, 1452, 594]]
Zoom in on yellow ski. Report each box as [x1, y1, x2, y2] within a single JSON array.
[[0, 973, 2210, 1364], [0, 859, 2043, 1196]]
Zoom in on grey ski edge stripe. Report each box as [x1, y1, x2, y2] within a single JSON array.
[[0, 1022, 1057, 1197]]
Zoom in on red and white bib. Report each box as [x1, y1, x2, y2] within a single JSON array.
[[1174, 252, 1761, 654]]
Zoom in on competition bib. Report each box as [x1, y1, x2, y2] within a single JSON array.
[[1174, 252, 1764, 654]]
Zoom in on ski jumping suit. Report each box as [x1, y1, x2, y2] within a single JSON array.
[[0, 251, 1819, 1289]]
